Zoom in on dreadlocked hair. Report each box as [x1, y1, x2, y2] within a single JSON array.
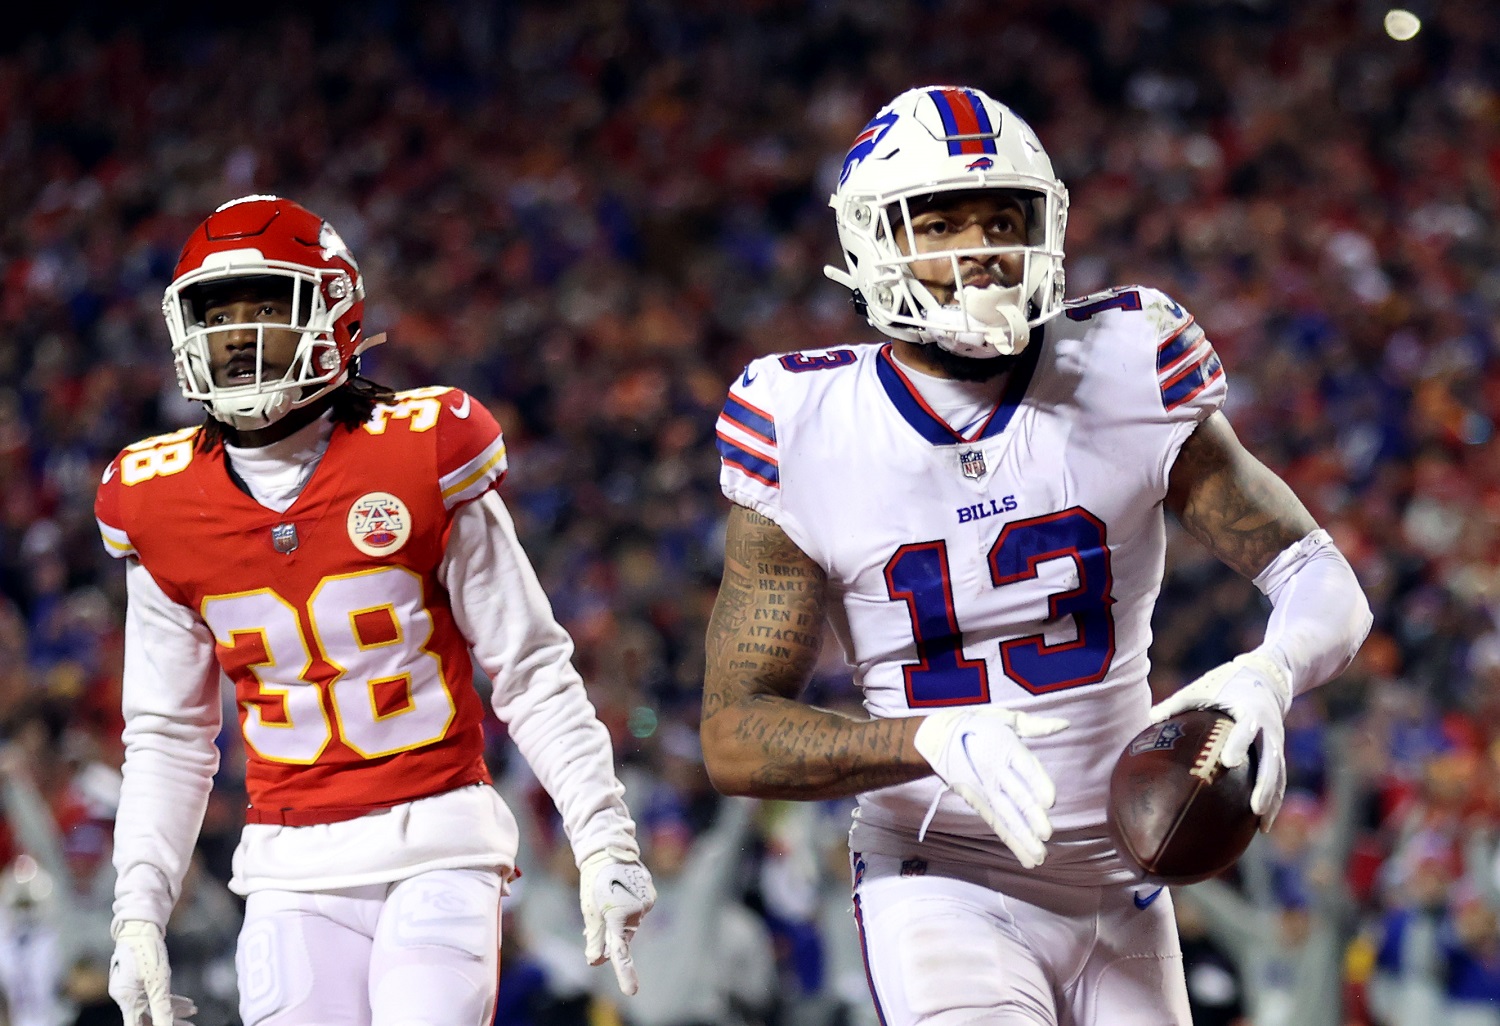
[[194, 372, 399, 450]]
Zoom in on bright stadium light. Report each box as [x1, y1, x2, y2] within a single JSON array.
[[1384, 9, 1422, 41]]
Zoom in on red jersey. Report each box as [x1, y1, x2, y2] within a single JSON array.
[[95, 387, 508, 818]]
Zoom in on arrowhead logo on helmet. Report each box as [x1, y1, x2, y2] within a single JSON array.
[[318, 221, 360, 273]]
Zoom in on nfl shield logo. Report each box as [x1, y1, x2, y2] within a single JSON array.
[[271, 523, 299, 554], [1130, 721, 1184, 755], [959, 449, 987, 480]]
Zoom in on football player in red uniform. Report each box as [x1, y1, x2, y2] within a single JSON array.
[[96, 196, 654, 1026]]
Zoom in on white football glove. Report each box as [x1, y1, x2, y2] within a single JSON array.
[[109, 921, 198, 1026], [1148, 651, 1293, 828], [912, 707, 1070, 868], [578, 848, 656, 996]]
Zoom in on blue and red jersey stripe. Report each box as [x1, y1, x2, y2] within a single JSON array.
[[721, 393, 777, 447], [1155, 318, 1223, 411], [1156, 319, 1208, 377], [1161, 352, 1224, 411], [876, 342, 1039, 445], [716, 433, 779, 487], [717, 390, 780, 487]]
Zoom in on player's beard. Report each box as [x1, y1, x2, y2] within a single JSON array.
[[922, 344, 1023, 382]]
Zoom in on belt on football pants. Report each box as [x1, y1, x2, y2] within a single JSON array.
[[243, 771, 492, 827], [244, 803, 397, 827]]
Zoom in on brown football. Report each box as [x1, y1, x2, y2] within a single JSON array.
[[1106, 709, 1260, 885]]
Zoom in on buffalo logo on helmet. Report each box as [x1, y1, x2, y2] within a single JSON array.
[[966, 157, 995, 171], [347, 492, 412, 557], [839, 110, 900, 187]]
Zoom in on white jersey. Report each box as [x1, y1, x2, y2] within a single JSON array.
[[717, 286, 1226, 853]]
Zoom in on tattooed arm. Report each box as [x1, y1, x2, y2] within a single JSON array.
[[700, 504, 930, 800], [1164, 412, 1317, 577]]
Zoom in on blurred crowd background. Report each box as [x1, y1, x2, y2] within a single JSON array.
[[0, 0, 1498, 1023]]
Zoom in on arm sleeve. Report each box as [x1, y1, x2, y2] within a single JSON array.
[[439, 491, 639, 866], [1251, 530, 1374, 697], [112, 558, 222, 931]]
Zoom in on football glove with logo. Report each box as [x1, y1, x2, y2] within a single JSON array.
[[912, 706, 1070, 868], [578, 848, 656, 996]]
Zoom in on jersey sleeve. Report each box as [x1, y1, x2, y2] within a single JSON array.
[[1144, 288, 1227, 424], [434, 388, 508, 511], [95, 454, 136, 559], [1141, 288, 1230, 491], [717, 357, 828, 564], [717, 359, 785, 513]]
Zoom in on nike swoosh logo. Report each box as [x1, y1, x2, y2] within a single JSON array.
[[1134, 886, 1164, 910], [741, 369, 757, 387], [450, 393, 472, 419], [959, 731, 981, 775], [101, 463, 116, 484], [610, 880, 636, 900]]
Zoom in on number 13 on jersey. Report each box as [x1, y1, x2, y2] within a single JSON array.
[[883, 507, 1116, 706]]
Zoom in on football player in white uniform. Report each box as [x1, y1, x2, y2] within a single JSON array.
[[700, 86, 1372, 1025]]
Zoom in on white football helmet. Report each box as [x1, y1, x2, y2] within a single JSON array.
[[825, 86, 1069, 358]]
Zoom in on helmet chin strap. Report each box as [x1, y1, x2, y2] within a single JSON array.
[[210, 389, 293, 433], [916, 282, 1032, 358]]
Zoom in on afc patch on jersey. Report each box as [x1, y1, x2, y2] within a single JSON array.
[[348, 491, 412, 557]]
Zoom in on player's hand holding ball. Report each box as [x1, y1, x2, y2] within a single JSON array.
[[108, 921, 198, 1026], [1147, 651, 1292, 828], [913, 707, 1070, 868], [579, 849, 657, 995]]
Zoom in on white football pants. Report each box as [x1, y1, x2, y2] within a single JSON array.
[[235, 866, 504, 1026], [850, 852, 1191, 1026]]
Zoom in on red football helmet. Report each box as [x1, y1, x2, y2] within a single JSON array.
[[163, 195, 375, 430]]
